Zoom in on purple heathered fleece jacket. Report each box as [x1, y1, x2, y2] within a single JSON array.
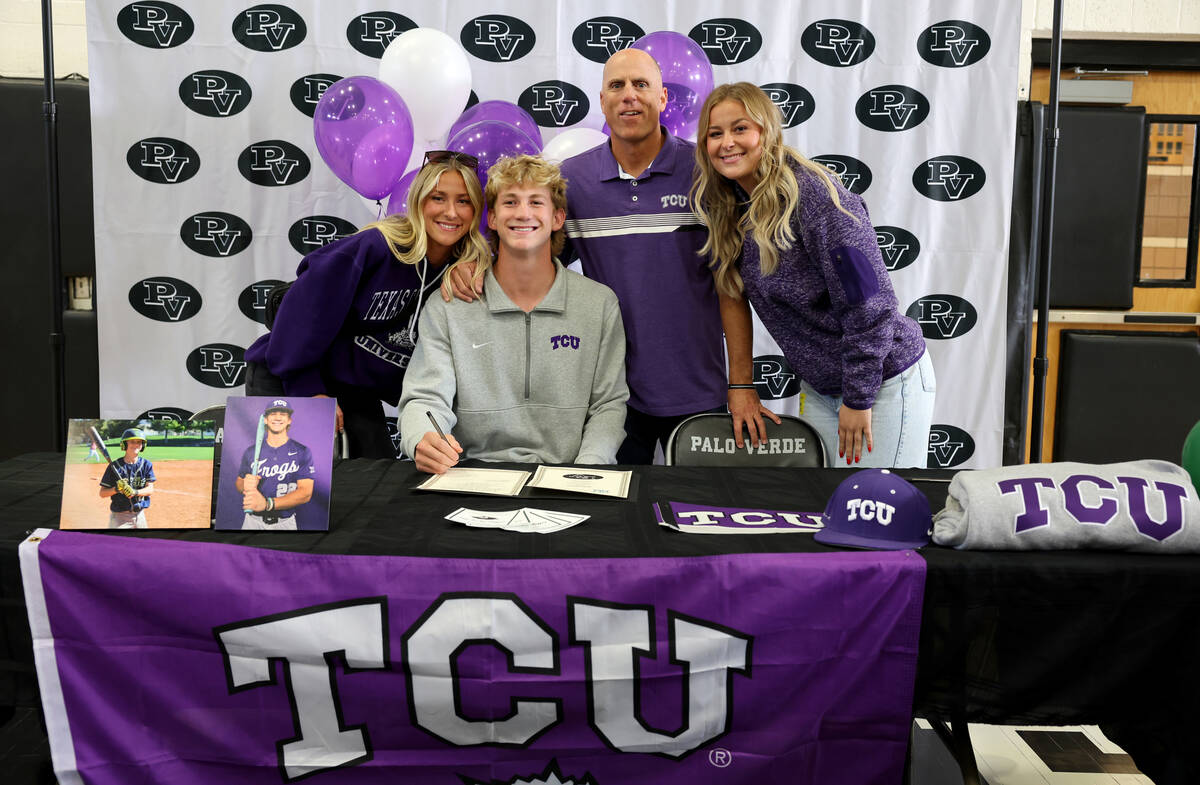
[[737, 162, 926, 410], [244, 229, 444, 405]]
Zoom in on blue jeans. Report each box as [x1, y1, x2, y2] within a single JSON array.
[[798, 350, 936, 468]]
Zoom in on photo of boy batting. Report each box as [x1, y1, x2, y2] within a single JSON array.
[[98, 428, 156, 529]]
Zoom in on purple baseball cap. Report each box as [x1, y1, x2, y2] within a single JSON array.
[[815, 469, 932, 550]]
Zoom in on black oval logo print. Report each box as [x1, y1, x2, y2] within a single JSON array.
[[289, 73, 342, 118], [346, 12, 417, 58], [186, 344, 247, 388], [518, 81, 590, 128], [461, 15, 537, 62], [238, 140, 311, 187], [906, 294, 978, 340], [801, 19, 875, 67], [135, 406, 193, 422], [874, 226, 921, 273], [180, 212, 253, 258], [927, 424, 976, 468], [917, 20, 992, 68], [753, 355, 801, 400], [811, 155, 872, 195], [759, 83, 816, 128], [116, 2, 194, 48], [126, 137, 201, 184], [288, 215, 358, 255], [856, 85, 930, 132], [572, 17, 645, 64], [912, 156, 986, 201], [239, 279, 286, 325], [179, 70, 252, 118], [128, 277, 202, 323], [233, 4, 306, 52], [688, 18, 762, 65]]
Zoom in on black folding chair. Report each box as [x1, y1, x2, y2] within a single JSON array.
[[664, 413, 827, 467]]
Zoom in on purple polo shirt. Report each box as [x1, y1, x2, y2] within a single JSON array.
[[559, 130, 726, 417]]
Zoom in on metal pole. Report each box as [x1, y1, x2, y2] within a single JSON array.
[[41, 0, 67, 450], [1028, 0, 1064, 463]]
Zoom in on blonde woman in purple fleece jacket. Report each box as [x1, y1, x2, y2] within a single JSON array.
[[691, 83, 935, 468]]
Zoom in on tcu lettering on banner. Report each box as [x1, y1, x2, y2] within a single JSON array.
[[998, 475, 1189, 541], [216, 594, 751, 780]]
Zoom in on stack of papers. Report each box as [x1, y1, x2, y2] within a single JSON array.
[[445, 507, 589, 533]]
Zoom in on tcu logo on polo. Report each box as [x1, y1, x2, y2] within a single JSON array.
[[465, 16, 535, 62], [215, 595, 750, 779], [550, 335, 580, 350], [237, 6, 305, 51], [845, 498, 896, 526], [998, 475, 1189, 541]]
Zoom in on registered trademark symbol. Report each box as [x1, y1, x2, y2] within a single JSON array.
[[709, 748, 732, 768]]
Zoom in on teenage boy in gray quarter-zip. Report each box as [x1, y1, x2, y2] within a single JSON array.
[[398, 155, 629, 473]]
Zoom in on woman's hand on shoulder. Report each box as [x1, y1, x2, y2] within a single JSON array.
[[442, 261, 482, 303], [838, 404, 872, 465]]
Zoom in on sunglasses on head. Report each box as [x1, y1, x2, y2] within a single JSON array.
[[423, 150, 479, 170]]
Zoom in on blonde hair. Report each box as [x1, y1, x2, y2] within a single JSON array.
[[360, 158, 490, 284], [483, 155, 569, 263], [690, 82, 857, 298]]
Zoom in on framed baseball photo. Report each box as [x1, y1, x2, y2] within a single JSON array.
[[60, 418, 216, 530], [215, 396, 336, 531]]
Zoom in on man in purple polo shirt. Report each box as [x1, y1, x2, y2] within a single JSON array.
[[449, 49, 776, 463]]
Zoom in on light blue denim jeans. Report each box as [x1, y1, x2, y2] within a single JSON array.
[[798, 350, 936, 468]]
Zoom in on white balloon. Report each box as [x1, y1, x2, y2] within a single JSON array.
[[379, 28, 472, 147], [541, 128, 609, 164]]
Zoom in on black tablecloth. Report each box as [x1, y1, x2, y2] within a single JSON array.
[[2, 452, 1199, 739]]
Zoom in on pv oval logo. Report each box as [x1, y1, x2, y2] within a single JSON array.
[[811, 154, 872, 195], [927, 424, 976, 468], [913, 156, 986, 202], [290, 73, 342, 118], [518, 81, 590, 128], [239, 279, 286, 325], [135, 407, 192, 422], [856, 85, 929, 132], [238, 140, 311, 187], [179, 70, 252, 118], [754, 355, 800, 400], [906, 294, 978, 340], [874, 226, 921, 272], [233, 4, 306, 52], [688, 18, 762, 65], [126, 137, 200, 185], [288, 215, 358, 255], [801, 19, 875, 67], [918, 20, 992, 68], [346, 12, 416, 58], [116, 2, 194, 49], [180, 211, 253, 258], [572, 17, 645, 63], [759, 83, 816, 128], [187, 344, 247, 388], [128, 277, 202, 323], [462, 14, 536, 62]]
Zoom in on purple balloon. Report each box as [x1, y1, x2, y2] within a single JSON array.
[[449, 100, 543, 149], [632, 31, 714, 138], [384, 168, 420, 217], [314, 76, 414, 199]]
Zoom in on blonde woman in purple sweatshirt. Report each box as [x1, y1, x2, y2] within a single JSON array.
[[691, 83, 934, 468], [245, 152, 490, 457]]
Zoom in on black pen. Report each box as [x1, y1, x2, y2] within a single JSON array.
[[426, 410, 451, 445]]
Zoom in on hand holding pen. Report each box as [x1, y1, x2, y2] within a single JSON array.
[[415, 410, 463, 475]]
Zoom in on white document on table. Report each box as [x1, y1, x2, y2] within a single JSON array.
[[444, 507, 589, 533], [525, 466, 632, 498], [416, 467, 531, 496]]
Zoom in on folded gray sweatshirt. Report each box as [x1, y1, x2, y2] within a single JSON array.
[[932, 460, 1200, 552]]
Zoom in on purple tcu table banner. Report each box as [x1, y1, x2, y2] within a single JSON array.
[[21, 529, 925, 785]]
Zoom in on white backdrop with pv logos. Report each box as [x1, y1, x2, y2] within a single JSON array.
[[87, 1, 1017, 468]]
